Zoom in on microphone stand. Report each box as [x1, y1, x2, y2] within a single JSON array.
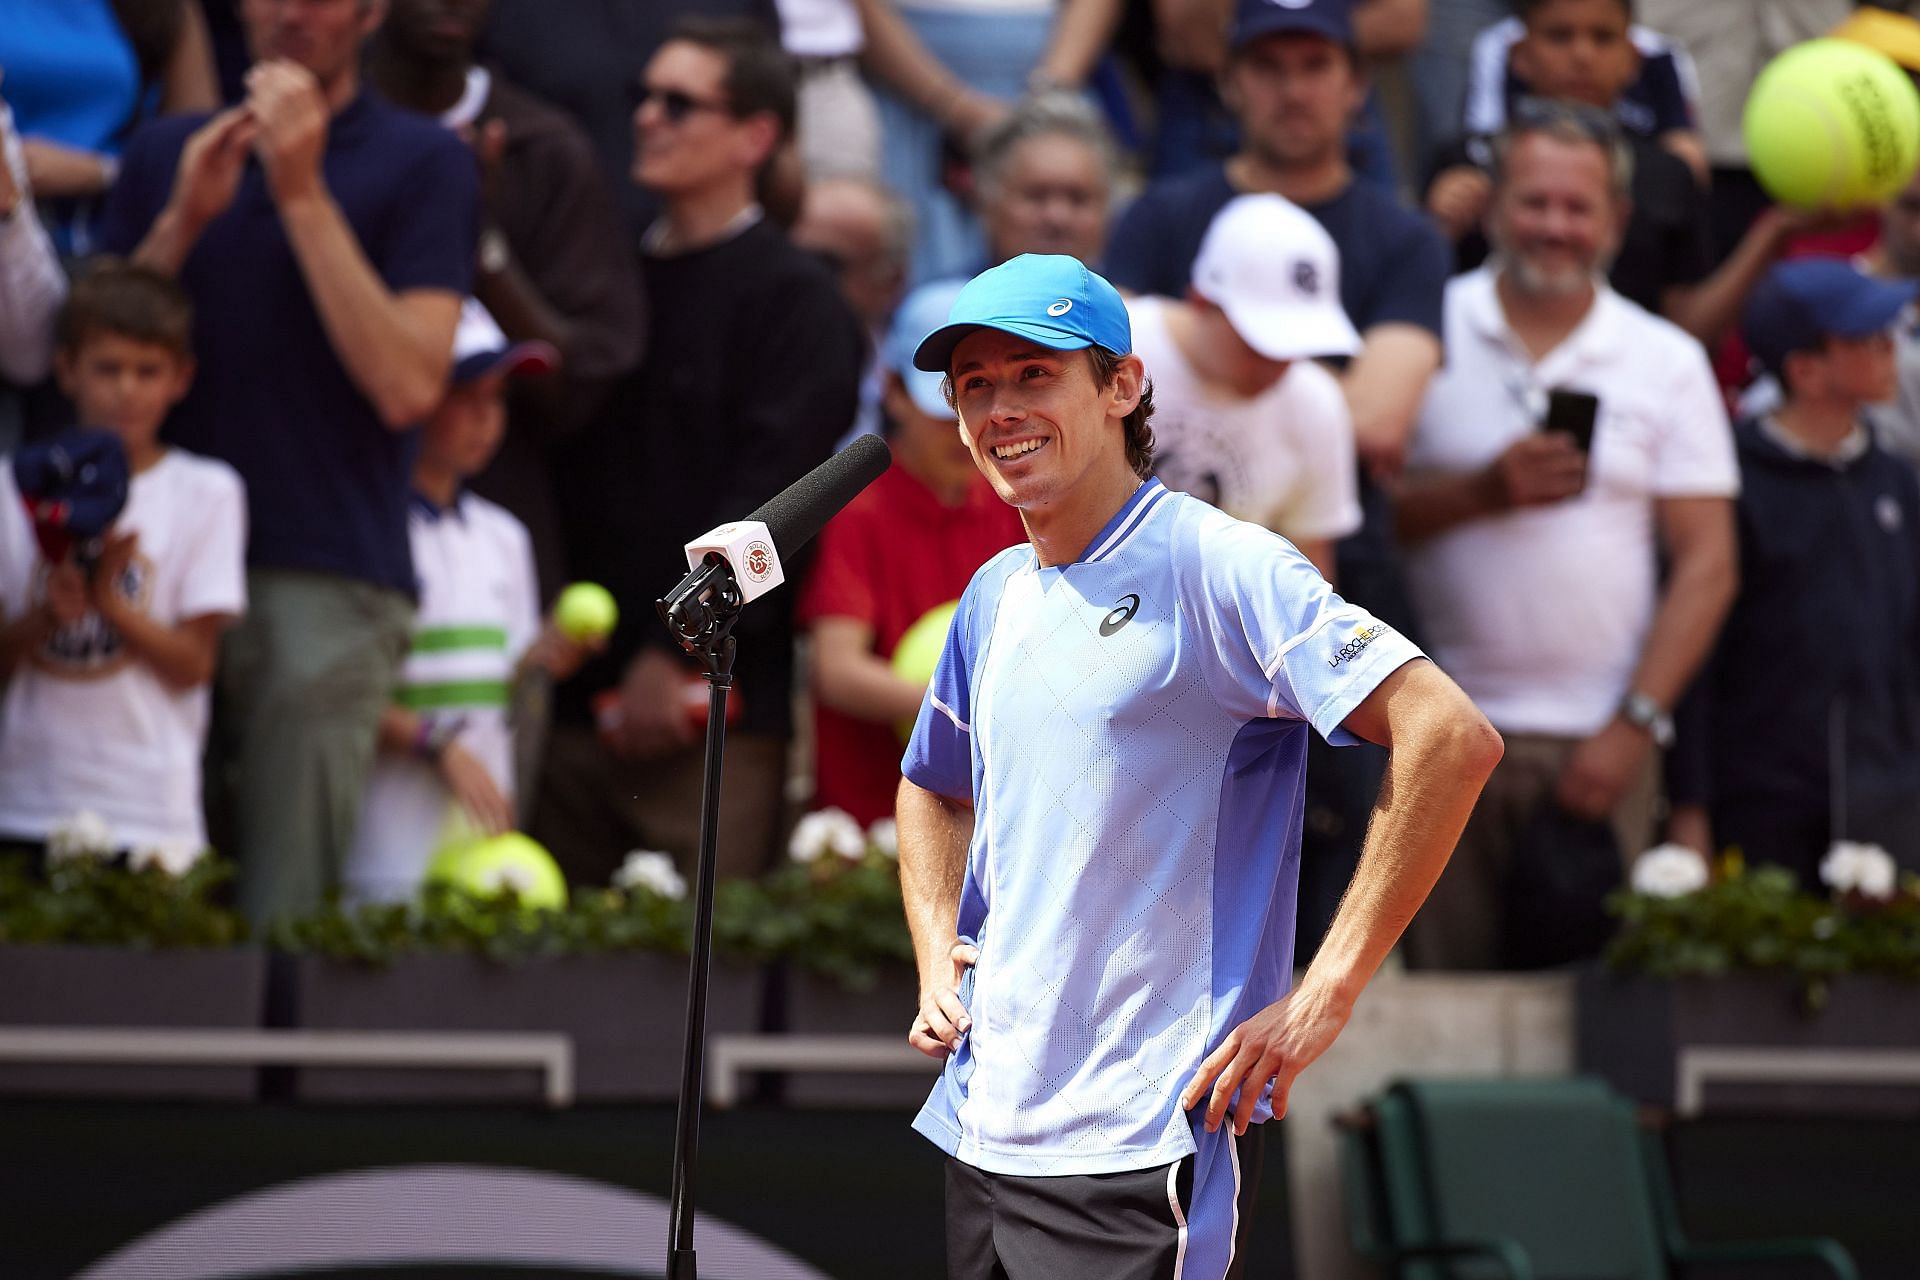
[[656, 553, 744, 1280]]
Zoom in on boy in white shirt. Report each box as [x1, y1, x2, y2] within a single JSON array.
[[0, 260, 247, 859], [345, 304, 590, 903]]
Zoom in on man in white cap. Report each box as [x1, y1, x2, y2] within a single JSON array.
[[1127, 193, 1363, 583]]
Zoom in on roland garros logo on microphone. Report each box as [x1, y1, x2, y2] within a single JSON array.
[[743, 540, 776, 582]]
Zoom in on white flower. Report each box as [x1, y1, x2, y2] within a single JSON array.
[[614, 850, 687, 900], [789, 807, 865, 865], [1821, 841, 1897, 899], [1630, 844, 1710, 898], [46, 811, 114, 864], [127, 840, 206, 877], [867, 818, 898, 860]]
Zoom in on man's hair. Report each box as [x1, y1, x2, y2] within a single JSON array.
[[974, 91, 1117, 201], [667, 15, 797, 141], [1491, 98, 1634, 201], [1088, 347, 1156, 480], [1517, 0, 1633, 19], [56, 258, 195, 359]]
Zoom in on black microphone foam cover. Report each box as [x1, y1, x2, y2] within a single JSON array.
[[747, 434, 892, 557]]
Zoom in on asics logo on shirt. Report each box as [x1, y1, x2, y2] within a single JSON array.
[[1099, 593, 1141, 636]]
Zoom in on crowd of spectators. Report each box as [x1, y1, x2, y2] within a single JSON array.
[[2, 0, 1919, 974]]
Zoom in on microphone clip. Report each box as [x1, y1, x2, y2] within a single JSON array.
[[656, 552, 743, 679]]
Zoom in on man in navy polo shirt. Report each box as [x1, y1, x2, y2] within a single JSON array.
[[900, 254, 1502, 1279], [99, 0, 477, 924]]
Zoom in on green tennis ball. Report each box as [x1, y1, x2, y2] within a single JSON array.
[[554, 581, 619, 641], [891, 600, 959, 741], [429, 831, 568, 910], [1743, 39, 1920, 210]]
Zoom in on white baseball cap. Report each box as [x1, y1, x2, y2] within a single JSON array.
[[1189, 193, 1361, 361]]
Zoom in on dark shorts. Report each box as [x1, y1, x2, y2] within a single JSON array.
[[944, 1124, 1264, 1280]]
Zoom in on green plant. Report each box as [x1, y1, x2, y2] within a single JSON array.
[[0, 852, 245, 948], [272, 880, 696, 966], [1605, 858, 1920, 1008], [724, 855, 914, 990]]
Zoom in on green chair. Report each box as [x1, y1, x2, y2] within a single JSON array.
[[1337, 1076, 1858, 1279]]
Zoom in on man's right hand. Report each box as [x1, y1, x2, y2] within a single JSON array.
[[608, 648, 698, 762], [909, 937, 979, 1060], [166, 107, 258, 238], [1490, 432, 1587, 510], [1426, 165, 1492, 243]]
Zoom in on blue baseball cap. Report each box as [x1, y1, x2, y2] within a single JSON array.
[[885, 280, 968, 419], [912, 254, 1132, 375], [1230, 0, 1353, 52], [1743, 257, 1918, 372]]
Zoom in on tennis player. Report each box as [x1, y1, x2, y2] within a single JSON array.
[[898, 254, 1503, 1279]]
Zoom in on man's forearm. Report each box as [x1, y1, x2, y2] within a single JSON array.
[[1394, 465, 1502, 544], [897, 778, 974, 989], [1624, 513, 1738, 710], [131, 204, 208, 277], [1034, 0, 1125, 87], [276, 192, 456, 428], [1302, 665, 1502, 1007]]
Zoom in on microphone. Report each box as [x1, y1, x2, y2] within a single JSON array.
[[659, 435, 892, 642]]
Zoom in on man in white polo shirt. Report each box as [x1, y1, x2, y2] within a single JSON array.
[[898, 253, 1503, 1279], [1396, 106, 1739, 971], [1127, 193, 1363, 583]]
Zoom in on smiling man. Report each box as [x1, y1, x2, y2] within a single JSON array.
[[1396, 108, 1738, 970], [895, 254, 1502, 1280], [538, 17, 862, 887]]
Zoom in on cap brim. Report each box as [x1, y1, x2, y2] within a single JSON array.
[[1220, 298, 1362, 361], [454, 340, 560, 385], [912, 319, 1096, 374], [1830, 278, 1920, 337]]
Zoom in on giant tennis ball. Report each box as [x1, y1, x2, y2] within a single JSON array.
[[1743, 39, 1920, 210], [554, 581, 619, 641], [427, 831, 568, 910], [891, 600, 958, 741]]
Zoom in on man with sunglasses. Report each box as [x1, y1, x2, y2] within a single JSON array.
[[537, 17, 863, 887], [1395, 110, 1739, 970]]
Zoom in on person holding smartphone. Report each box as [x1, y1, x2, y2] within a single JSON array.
[[1392, 106, 1740, 971]]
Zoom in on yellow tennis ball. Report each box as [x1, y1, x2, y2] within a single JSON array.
[[891, 601, 958, 741], [1743, 39, 1920, 210], [429, 831, 568, 910], [554, 581, 619, 641]]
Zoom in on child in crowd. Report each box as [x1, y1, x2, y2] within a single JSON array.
[[344, 303, 592, 903], [1672, 259, 1920, 881], [797, 281, 1026, 826], [0, 260, 246, 859]]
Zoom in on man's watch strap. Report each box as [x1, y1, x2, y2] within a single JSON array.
[[1620, 692, 1675, 748]]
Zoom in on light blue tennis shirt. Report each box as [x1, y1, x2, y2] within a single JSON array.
[[902, 478, 1423, 1176]]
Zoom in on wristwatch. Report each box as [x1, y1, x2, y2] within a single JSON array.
[[1619, 692, 1675, 748], [478, 225, 511, 276]]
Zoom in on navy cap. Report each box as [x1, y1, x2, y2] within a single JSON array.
[[1230, 0, 1353, 51], [912, 254, 1132, 375], [12, 428, 129, 563], [1744, 257, 1918, 371], [451, 298, 558, 387]]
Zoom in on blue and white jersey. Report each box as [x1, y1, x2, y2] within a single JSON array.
[[903, 479, 1422, 1178]]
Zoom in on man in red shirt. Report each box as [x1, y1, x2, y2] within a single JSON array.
[[798, 281, 1026, 824]]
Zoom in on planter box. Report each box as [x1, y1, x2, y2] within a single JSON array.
[[283, 950, 762, 1103], [1577, 967, 1920, 1115], [782, 964, 938, 1107], [0, 944, 267, 1099]]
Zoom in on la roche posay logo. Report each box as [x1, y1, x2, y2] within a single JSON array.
[[743, 541, 776, 582], [1047, 298, 1074, 317]]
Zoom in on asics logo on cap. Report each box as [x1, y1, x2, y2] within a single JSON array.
[[1293, 260, 1318, 295], [1047, 299, 1074, 316]]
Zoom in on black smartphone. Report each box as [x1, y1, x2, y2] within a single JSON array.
[[1544, 388, 1600, 454]]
